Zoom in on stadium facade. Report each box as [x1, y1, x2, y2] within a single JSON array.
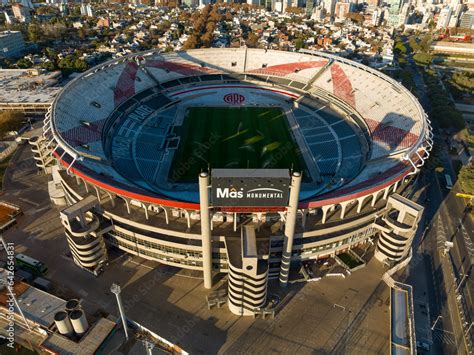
[[32, 48, 431, 316]]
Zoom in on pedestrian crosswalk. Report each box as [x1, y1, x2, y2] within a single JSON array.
[[436, 216, 448, 250], [432, 328, 456, 345], [459, 220, 474, 259]]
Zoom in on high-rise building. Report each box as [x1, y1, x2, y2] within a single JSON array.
[[20, 0, 33, 9], [459, 9, 474, 28], [311, 5, 326, 20], [335, 1, 350, 19], [398, 3, 410, 25], [387, 0, 404, 26], [437, 6, 452, 29], [12, 3, 31, 23], [372, 7, 382, 25], [80, 3, 95, 17], [306, 0, 315, 16], [422, 11, 433, 24], [0, 31, 25, 58], [156, 0, 181, 5], [323, 0, 337, 16], [448, 3, 463, 27]]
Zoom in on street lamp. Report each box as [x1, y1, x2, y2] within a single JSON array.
[[110, 283, 129, 341], [143, 339, 154, 355], [455, 272, 469, 294], [431, 315, 443, 330], [465, 321, 473, 335]]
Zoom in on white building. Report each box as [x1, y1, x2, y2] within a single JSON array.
[[398, 3, 410, 25], [372, 7, 382, 26], [323, 0, 337, 16], [80, 3, 94, 17], [460, 9, 474, 29], [437, 6, 452, 29], [0, 31, 25, 59]]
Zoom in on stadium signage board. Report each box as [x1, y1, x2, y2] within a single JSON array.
[[223, 93, 245, 105], [211, 169, 290, 210]]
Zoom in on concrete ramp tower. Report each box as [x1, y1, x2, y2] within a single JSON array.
[[374, 194, 424, 263], [60, 195, 108, 275], [226, 225, 269, 316]]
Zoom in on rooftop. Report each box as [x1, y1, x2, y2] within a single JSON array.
[[0, 69, 61, 105], [0, 270, 117, 354], [0, 30, 22, 38]]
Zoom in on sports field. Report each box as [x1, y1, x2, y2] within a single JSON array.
[[169, 107, 307, 183]]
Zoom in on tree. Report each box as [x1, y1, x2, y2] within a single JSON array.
[[41, 61, 57, 71], [458, 164, 474, 195], [394, 41, 407, 55], [58, 54, 88, 74], [246, 32, 258, 48], [28, 23, 44, 43], [413, 52, 432, 65], [16, 58, 33, 69], [294, 37, 304, 50], [44, 47, 55, 58], [182, 34, 199, 50], [0, 111, 25, 134], [201, 32, 213, 47]]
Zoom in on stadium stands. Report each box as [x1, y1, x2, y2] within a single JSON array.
[[311, 61, 423, 159], [50, 48, 429, 206]]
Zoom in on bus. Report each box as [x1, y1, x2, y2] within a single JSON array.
[[15, 253, 48, 276], [444, 174, 453, 190]]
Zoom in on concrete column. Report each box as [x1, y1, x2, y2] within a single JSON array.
[[371, 192, 379, 207], [321, 206, 330, 224], [356, 197, 366, 213], [301, 209, 307, 228], [340, 202, 348, 219], [279, 172, 302, 287], [199, 172, 213, 289]]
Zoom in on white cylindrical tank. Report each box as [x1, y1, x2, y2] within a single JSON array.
[[69, 309, 89, 336], [54, 311, 74, 337], [65, 299, 81, 312]]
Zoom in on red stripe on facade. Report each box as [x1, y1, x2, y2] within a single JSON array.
[[54, 151, 200, 209], [54, 149, 418, 211]]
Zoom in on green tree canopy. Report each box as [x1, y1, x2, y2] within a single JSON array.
[[458, 164, 474, 195], [0, 111, 25, 134]]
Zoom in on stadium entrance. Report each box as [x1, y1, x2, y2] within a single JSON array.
[[199, 169, 302, 316]]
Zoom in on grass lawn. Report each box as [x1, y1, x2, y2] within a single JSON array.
[[169, 107, 307, 183]]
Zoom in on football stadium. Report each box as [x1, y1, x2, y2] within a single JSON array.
[[33, 48, 432, 316]]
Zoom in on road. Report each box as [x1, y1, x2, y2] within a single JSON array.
[[416, 156, 473, 355], [398, 39, 473, 354]]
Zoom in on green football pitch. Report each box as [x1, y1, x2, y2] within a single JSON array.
[[169, 107, 307, 183]]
